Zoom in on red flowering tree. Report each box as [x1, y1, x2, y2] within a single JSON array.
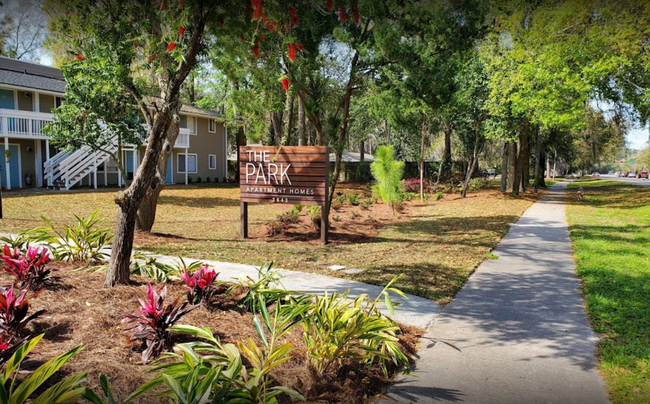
[[46, 0, 248, 286]]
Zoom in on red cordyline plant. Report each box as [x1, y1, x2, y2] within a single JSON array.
[[1, 245, 53, 290], [0, 286, 46, 338], [179, 264, 220, 305], [122, 284, 196, 363]]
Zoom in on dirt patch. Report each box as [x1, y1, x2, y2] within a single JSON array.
[[248, 185, 413, 245], [0, 265, 421, 403]]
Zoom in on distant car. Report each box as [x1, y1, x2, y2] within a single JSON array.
[[619, 172, 627, 177], [592, 172, 600, 177], [628, 172, 637, 178], [639, 171, 649, 179], [608, 171, 614, 175]]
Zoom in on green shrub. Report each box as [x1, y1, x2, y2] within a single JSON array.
[[468, 177, 487, 192], [347, 193, 360, 206], [130, 255, 195, 283], [371, 146, 405, 213], [306, 205, 322, 228], [433, 192, 444, 200], [127, 318, 305, 404], [229, 262, 292, 314], [360, 198, 373, 210], [293, 275, 410, 377], [29, 210, 112, 263]]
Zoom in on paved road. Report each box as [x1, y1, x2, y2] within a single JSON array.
[[380, 182, 611, 404], [598, 173, 650, 187]]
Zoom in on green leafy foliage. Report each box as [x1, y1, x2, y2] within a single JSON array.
[[0, 334, 86, 404], [230, 263, 292, 314], [127, 320, 304, 404], [292, 275, 410, 377], [82, 374, 116, 404], [371, 145, 405, 213], [130, 256, 179, 284], [29, 210, 112, 263]]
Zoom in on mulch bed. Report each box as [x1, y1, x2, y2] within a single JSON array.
[[2, 263, 421, 403]]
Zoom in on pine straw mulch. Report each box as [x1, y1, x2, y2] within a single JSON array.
[[2, 265, 421, 404]]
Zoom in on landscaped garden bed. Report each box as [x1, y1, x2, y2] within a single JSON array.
[[0, 253, 421, 403]]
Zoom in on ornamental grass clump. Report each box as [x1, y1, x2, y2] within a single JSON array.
[[122, 284, 197, 363], [179, 264, 220, 305], [1, 245, 53, 290]]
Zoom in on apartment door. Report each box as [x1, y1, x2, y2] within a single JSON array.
[[165, 155, 173, 184], [0, 144, 20, 188]]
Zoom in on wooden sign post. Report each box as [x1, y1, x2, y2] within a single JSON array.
[[239, 146, 329, 244]]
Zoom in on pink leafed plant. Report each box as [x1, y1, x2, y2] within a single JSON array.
[[1, 245, 53, 289], [122, 284, 196, 363], [0, 286, 46, 338], [179, 264, 220, 304]]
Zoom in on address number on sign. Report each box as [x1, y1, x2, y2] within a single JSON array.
[[272, 197, 289, 203]]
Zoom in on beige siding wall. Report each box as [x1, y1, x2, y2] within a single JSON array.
[[17, 91, 33, 111], [172, 117, 226, 183], [39, 94, 55, 112]]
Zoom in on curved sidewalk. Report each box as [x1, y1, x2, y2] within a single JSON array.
[[379, 182, 610, 404]]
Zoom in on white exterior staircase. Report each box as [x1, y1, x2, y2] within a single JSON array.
[[44, 143, 118, 190]]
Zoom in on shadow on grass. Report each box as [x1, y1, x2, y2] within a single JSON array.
[[158, 195, 240, 207], [357, 262, 469, 302]]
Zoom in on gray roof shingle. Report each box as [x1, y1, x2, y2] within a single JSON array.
[[0, 57, 66, 93]]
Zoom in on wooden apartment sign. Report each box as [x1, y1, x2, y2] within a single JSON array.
[[239, 146, 329, 243]]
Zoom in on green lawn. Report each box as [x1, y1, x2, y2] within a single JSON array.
[[567, 179, 650, 404], [0, 183, 541, 303]]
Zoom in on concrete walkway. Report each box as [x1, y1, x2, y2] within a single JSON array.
[[379, 182, 610, 404]]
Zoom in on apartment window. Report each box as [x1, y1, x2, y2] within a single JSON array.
[[177, 153, 197, 173], [208, 119, 216, 133], [208, 154, 217, 170], [55, 97, 63, 108]]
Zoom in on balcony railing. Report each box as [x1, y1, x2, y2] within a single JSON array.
[[0, 109, 53, 139]]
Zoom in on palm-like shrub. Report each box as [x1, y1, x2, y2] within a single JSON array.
[[370, 145, 405, 213], [29, 210, 112, 263]]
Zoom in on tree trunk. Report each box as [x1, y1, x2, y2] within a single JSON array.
[[537, 152, 547, 188], [500, 141, 509, 192], [519, 119, 530, 192], [326, 50, 359, 219], [298, 97, 306, 146], [420, 113, 426, 201], [507, 140, 518, 192], [135, 117, 179, 231], [461, 124, 484, 198], [235, 127, 246, 182], [360, 140, 365, 162], [533, 126, 542, 193], [437, 122, 452, 184], [271, 111, 283, 145], [106, 201, 138, 286], [284, 92, 294, 144], [546, 156, 552, 179]]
